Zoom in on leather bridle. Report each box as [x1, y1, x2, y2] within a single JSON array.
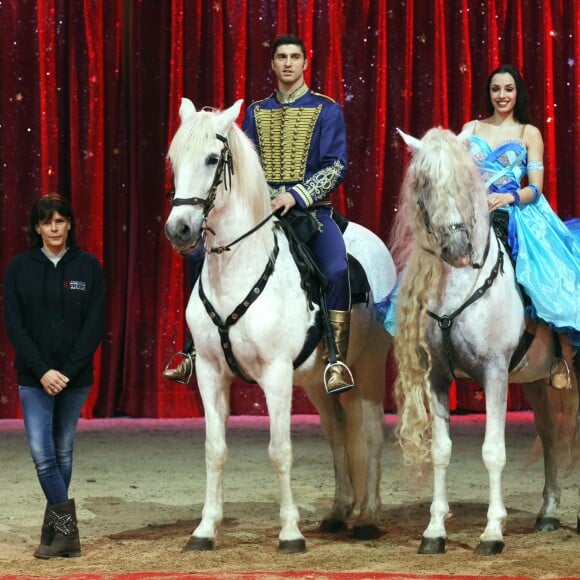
[[416, 195, 491, 270], [168, 133, 233, 218]]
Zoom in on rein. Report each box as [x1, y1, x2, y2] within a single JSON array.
[[207, 212, 276, 254], [428, 234, 504, 380]]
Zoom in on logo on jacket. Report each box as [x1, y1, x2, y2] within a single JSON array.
[[64, 280, 87, 291]]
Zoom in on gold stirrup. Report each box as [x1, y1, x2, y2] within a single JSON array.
[[323, 309, 355, 395], [549, 358, 571, 390], [163, 351, 194, 384], [324, 360, 355, 395]]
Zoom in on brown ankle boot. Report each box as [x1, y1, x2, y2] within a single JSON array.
[[323, 310, 355, 395], [163, 346, 195, 383], [34, 499, 81, 559]]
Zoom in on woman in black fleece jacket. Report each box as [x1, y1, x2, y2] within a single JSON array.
[[3, 194, 105, 559]]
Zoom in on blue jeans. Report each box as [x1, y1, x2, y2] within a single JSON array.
[[19, 385, 91, 505]]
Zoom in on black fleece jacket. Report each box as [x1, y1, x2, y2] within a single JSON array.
[[3, 247, 106, 389]]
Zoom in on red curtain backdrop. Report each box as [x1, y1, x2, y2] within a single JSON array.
[[1, 0, 579, 419]]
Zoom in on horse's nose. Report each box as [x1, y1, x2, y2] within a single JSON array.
[[441, 237, 472, 268], [165, 220, 191, 244]]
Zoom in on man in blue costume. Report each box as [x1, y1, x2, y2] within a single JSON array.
[[242, 33, 353, 394]]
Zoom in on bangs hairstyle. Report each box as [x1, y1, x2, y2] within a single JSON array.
[[29, 194, 78, 249]]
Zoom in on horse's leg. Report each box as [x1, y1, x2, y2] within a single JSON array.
[[262, 366, 306, 553], [547, 346, 580, 472], [419, 389, 451, 554], [184, 370, 230, 551], [474, 370, 508, 556], [522, 379, 561, 531], [345, 337, 388, 540], [306, 385, 353, 534]]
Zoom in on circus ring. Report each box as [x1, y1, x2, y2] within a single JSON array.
[[0, 413, 578, 579]]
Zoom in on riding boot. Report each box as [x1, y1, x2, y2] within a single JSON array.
[[323, 310, 355, 395], [33, 499, 81, 559], [163, 341, 196, 384]]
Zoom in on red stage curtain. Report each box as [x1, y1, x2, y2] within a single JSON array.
[[1, 1, 579, 418]]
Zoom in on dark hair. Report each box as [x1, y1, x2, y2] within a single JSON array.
[[484, 64, 530, 124], [270, 34, 306, 60], [29, 194, 77, 249]]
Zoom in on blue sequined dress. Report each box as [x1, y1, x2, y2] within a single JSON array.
[[468, 135, 580, 346]]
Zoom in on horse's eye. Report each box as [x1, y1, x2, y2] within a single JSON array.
[[166, 190, 175, 200], [207, 154, 219, 166]]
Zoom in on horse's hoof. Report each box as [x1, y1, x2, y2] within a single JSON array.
[[474, 540, 504, 556], [352, 523, 380, 540], [183, 536, 214, 551], [536, 516, 560, 532], [418, 536, 446, 554], [319, 518, 347, 534], [278, 539, 307, 554]]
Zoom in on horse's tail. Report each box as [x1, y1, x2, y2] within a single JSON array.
[[393, 248, 443, 472]]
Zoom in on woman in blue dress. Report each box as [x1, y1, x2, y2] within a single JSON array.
[[462, 64, 580, 386]]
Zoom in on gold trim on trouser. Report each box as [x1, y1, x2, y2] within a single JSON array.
[[323, 310, 355, 394]]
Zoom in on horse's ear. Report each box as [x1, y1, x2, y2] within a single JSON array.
[[217, 99, 244, 134], [397, 128, 423, 151], [180, 98, 196, 122]]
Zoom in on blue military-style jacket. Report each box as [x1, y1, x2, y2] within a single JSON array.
[[242, 84, 347, 209]]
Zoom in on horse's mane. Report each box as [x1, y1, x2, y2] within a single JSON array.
[[390, 128, 487, 470], [168, 108, 273, 252]]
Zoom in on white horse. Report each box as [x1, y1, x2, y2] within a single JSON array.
[[392, 127, 579, 555], [164, 98, 396, 552]]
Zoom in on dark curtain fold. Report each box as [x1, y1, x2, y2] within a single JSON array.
[[1, 0, 578, 418]]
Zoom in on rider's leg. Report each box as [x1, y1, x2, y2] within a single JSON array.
[[163, 247, 204, 384], [310, 208, 353, 394]]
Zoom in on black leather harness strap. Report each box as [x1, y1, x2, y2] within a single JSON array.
[[199, 234, 321, 382], [428, 236, 504, 380], [199, 236, 280, 383]]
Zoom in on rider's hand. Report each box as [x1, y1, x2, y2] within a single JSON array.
[[487, 193, 511, 211], [271, 192, 297, 216]]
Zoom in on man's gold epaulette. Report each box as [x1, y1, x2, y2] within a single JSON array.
[[310, 91, 336, 103]]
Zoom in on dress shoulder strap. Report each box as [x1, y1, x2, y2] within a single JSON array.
[[519, 123, 527, 139]]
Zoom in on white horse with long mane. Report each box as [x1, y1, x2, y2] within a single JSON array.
[[393, 127, 579, 555], [164, 98, 396, 552]]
